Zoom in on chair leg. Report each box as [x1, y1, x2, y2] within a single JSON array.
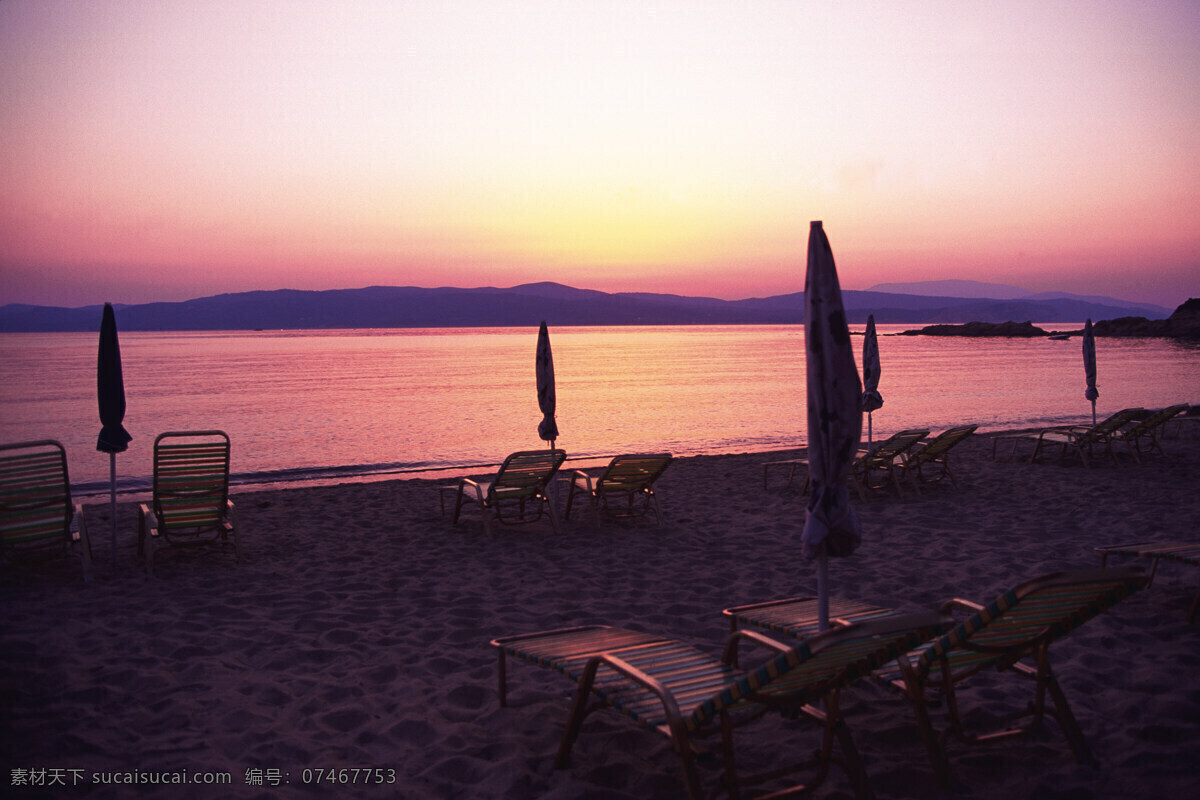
[[1036, 652, 1095, 766], [227, 502, 242, 563], [555, 660, 600, 769]]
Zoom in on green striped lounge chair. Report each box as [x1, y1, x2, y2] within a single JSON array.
[[1030, 407, 1144, 468], [1108, 404, 1189, 463], [453, 449, 567, 534], [137, 430, 240, 576], [564, 453, 673, 529], [1097, 541, 1200, 622], [0, 440, 92, 582], [492, 612, 949, 800], [851, 428, 930, 499], [903, 424, 978, 492], [874, 568, 1148, 788]]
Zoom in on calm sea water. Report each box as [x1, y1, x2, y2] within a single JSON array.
[[1, 325, 1197, 495]]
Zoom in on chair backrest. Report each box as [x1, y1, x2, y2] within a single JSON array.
[[1079, 407, 1143, 443], [916, 567, 1148, 679], [490, 449, 567, 499], [1120, 404, 1188, 438], [152, 431, 231, 532], [0, 440, 73, 555], [864, 429, 929, 464], [595, 453, 673, 495], [689, 612, 950, 731], [910, 424, 978, 464]]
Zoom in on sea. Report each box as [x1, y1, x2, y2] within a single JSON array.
[[2, 324, 1197, 497]]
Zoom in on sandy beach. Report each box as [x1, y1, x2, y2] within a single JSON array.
[[3, 430, 1199, 799]]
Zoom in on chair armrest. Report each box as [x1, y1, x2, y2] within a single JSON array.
[[720, 628, 793, 665], [585, 652, 689, 740], [940, 598, 985, 615]]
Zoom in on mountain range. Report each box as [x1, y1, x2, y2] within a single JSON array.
[[0, 282, 1175, 332]]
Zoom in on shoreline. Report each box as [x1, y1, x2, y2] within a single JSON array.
[[70, 422, 1124, 502], [4, 433, 1199, 798]]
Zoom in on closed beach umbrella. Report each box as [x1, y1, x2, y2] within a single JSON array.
[[536, 321, 558, 448], [1082, 318, 1098, 426], [861, 314, 884, 447], [97, 302, 132, 567], [802, 221, 863, 631]]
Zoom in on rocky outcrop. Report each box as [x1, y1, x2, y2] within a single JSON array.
[[899, 320, 1049, 337], [1092, 299, 1200, 338], [897, 300, 1200, 339]]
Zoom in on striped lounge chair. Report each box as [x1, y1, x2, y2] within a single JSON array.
[[1108, 404, 1189, 463], [1030, 407, 1143, 468], [903, 424, 978, 492], [851, 428, 930, 499], [880, 568, 1147, 787], [137, 430, 240, 576], [1097, 541, 1200, 622], [726, 569, 1148, 789], [491, 612, 949, 800], [452, 449, 567, 534], [0, 440, 92, 582], [564, 452, 673, 529]]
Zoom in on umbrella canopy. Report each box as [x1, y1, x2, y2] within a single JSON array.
[[861, 314, 883, 446], [1082, 318, 1098, 425], [536, 321, 558, 445], [801, 221, 863, 630], [97, 303, 132, 455]]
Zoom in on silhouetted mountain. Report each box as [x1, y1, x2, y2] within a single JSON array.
[[867, 279, 1169, 317], [0, 282, 1174, 332]]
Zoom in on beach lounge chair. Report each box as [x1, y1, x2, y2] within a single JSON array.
[[492, 612, 949, 800], [762, 454, 807, 490], [564, 453, 672, 529], [1096, 542, 1200, 622], [0, 440, 92, 582], [725, 568, 1148, 788], [1109, 404, 1188, 463], [137, 430, 240, 576], [884, 568, 1147, 787], [851, 428, 929, 499], [1030, 407, 1143, 468], [903, 424, 978, 492], [453, 449, 566, 534]]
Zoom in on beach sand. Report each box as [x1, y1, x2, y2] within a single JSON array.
[[3, 432, 1199, 799]]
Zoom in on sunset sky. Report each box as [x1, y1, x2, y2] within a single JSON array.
[[2, 0, 1197, 309]]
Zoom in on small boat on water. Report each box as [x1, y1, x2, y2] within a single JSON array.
[[1047, 334, 1071, 340]]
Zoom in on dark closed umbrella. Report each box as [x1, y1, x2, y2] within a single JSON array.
[[1082, 318, 1098, 426], [861, 314, 883, 447], [801, 221, 863, 630], [97, 302, 132, 567], [536, 321, 558, 447]]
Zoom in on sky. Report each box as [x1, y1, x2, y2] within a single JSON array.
[[1, 1, 1198, 310]]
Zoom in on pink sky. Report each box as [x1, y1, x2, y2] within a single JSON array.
[[2, 1, 1197, 309]]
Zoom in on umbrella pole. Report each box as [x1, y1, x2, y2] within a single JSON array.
[[109, 453, 117, 568], [1091, 400, 1097, 427], [867, 412, 873, 449], [817, 555, 829, 631]]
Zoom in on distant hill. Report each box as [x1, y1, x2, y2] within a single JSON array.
[[867, 279, 1169, 317], [0, 282, 1174, 332]]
